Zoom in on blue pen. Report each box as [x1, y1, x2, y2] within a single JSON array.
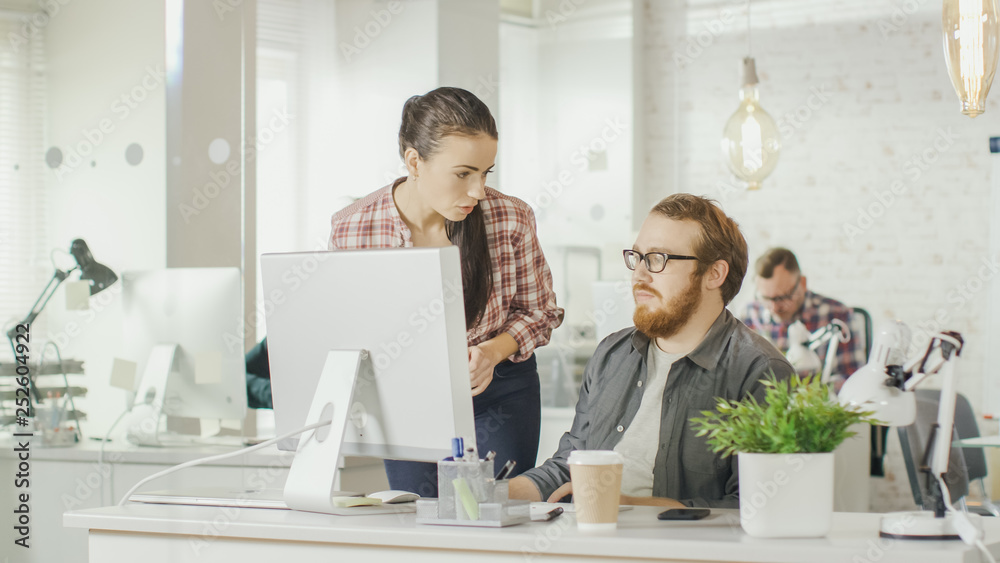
[[451, 437, 465, 460]]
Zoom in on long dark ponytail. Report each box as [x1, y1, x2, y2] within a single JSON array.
[[398, 87, 496, 329]]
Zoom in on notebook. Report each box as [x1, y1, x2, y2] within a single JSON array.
[[129, 487, 418, 515]]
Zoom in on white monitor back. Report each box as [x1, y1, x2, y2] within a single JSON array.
[[121, 268, 247, 420], [261, 247, 475, 460]]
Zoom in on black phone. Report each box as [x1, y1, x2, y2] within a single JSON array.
[[657, 508, 710, 521]]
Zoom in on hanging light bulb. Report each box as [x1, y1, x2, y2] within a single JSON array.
[[721, 57, 781, 190], [942, 0, 1000, 117]]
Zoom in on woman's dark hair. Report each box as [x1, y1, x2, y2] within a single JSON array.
[[398, 87, 497, 328]]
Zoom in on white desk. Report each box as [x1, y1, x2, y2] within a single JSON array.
[[64, 503, 1000, 563], [1, 437, 388, 563]]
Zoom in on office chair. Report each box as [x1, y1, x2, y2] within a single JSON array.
[[897, 389, 970, 510], [950, 391, 1000, 516]]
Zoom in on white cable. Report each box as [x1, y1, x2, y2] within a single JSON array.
[[98, 408, 131, 466], [936, 474, 997, 563], [117, 419, 329, 506]]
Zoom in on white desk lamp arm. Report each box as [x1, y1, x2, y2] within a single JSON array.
[[898, 332, 964, 480], [805, 319, 851, 385]]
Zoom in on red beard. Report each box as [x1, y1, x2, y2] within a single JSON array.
[[632, 273, 702, 340]]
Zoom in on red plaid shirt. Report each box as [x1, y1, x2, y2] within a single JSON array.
[[740, 291, 867, 379], [329, 181, 563, 362]]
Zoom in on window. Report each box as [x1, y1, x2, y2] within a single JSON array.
[[0, 5, 48, 341]]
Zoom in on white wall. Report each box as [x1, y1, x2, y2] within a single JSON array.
[[641, 1, 997, 410], [498, 0, 634, 340], [42, 0, 166, 437]]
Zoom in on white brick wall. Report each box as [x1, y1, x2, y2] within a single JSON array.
[[641, 0, 997, 405], [640, 0, 1000, 508]]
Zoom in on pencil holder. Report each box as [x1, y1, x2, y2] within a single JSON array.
[[415, 459, 528, 527]]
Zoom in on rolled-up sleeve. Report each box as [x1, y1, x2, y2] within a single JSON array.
[[500, 207, 563, 362]]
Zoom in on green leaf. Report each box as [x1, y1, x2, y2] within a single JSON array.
[[687, 371, 878, 456]]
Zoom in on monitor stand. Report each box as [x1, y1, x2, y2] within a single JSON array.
[[283, 349, 371, 514], [125, 343, 176, 446]]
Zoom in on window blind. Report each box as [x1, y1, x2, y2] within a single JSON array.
[[0, 4, 48, 342]]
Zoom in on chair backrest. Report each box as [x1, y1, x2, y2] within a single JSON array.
[[851, 306, 873, 361], [950, 391, 988, 482], [898, 389, 969, 508]]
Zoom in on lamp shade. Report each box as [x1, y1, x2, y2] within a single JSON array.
[[721, 57, 781, 190], [70, 238, 118, 295], [942, 0, 1000, 117], [786, 321, 822, 375]]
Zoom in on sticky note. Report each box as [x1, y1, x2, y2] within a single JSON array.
[[331, 496, 382, 508], [195, 351, 222, 385], [65, 280, 91, 310], [110, 358, 137, 390]]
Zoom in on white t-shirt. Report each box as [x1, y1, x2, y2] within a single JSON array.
[[614, 342, 684, 497]]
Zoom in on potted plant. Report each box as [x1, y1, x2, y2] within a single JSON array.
[[690, 373, 875, 538]]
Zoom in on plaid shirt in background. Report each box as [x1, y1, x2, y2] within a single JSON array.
[[739, 290, 867, 379], [329, 180, 563, 362]]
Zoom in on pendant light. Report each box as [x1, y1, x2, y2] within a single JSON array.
[[942, 0, 1000, 117], [721, 0, 780, 190]]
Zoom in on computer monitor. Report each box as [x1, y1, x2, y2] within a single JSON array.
[[260, 246, 476, 461], [121, 268, 247, 444]]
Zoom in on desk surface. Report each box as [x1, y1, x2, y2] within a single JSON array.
[[65, 503, 1000, 563], [0, 435, 292, 466]]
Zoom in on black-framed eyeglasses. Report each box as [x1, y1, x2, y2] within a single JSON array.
[[757, 275, 802, 304], [623, 249, 699, 274]]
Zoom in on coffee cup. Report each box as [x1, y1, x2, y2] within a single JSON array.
[[568, 450, 624, 531]]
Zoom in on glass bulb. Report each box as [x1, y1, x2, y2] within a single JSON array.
[[942, 0, 1000, 117], [721, 60, 781, 191]]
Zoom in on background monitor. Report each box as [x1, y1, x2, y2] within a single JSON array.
[[260, 246, 476, 460], [122, 268, 247, 422]]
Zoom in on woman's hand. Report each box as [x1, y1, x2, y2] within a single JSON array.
[[546, 482, 573, 503], [468, 334, 519, 397], [468, 344, 497, 396]]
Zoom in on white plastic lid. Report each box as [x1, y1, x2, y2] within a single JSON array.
[[568, 450, 624, 465]]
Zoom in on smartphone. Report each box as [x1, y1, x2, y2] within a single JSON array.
[[657, 508, 710, 521]]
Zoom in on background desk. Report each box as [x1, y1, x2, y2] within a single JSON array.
[[0, 438, 386, 563], [65, 504, 1000, 563]]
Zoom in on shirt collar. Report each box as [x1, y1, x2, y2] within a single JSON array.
[[629, 309, 736, 371], [386, 177, 412, 244]]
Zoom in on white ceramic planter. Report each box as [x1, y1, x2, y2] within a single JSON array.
[[738, 452, 834, 538]]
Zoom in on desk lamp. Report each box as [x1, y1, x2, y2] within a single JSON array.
[[839, 323, 984, 545], [785, 319, 850, 386], [5, 239, 118, 402]]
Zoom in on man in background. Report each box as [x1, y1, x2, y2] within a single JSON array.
[[740, 247, 867, 384]]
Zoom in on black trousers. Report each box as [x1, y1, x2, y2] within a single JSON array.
[[383, 355, 541, 497]]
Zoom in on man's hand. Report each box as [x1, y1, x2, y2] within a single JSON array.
[[546, 482, 572, 503], [508, 476, 542, 502]]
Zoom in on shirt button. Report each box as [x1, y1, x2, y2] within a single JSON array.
[[616, 425, 624, 432], [637, 381, 643, 388], [667, 398, 672, 404]]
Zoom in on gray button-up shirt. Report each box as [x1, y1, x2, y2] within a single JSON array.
[[522, 309, 793, 508]]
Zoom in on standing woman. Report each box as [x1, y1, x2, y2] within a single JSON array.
[[329, 87, 563, 496]]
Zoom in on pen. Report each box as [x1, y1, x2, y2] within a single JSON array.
[[494, 459, 516, 480], [485, 450, 496, 462], [533, 506, 563, 522]]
